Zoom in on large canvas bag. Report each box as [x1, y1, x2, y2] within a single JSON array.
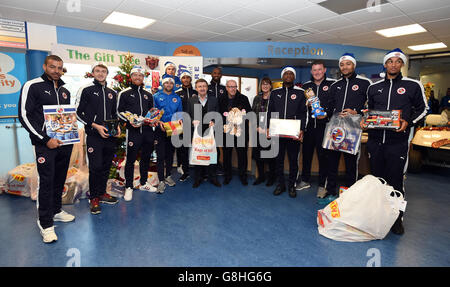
[[317, 175, 406, 242], [189, 126, 217, 166]]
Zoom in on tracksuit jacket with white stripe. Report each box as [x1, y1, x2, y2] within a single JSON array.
[[75, 79, 118, 136], [19, 73, 71, 145], [366, 72, 428, 143]]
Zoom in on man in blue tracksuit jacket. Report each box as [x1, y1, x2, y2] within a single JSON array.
[[297, 60, 336, 198], [153, 75, 183, 192], [267, 66, 307, 198], [325, 53, 372, 202], [363, 48, 428, 235]]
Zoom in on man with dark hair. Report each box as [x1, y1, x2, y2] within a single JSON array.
[[19, 55, 74, 243], [363, 48, 428, 235], [297, 61, 336, 198], [175, 69, 197, 182], [208, 67, 226, 98], [76, 62, 120, 214], [267, 66, 307, 198], [187, 79, 221, 188]]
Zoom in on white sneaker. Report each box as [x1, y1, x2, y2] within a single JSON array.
[[53, 210, 75, 222], [164, 176, 176, 187], [177, 166, 184, 175], [124, 187, 133, 201], [140, 182, 157, 192], [316, 186, 327, 198], [156, 181, 166, 194], [295, 181, 311, 191], [40, 225, 58, 243]]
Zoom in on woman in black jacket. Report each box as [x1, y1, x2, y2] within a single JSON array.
[[251, 77, 276, 186]]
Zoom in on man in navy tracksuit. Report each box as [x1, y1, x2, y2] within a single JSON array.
[[267, 67, 307, 198], [325, 53, 372, 202], [297, 60, 336, 198], [208, 67, 227, 98], [175, 69, 197, 182], [76, 62, 120, 214], [117, 65, 157, 201], [364, 48, 428, 235], [18, 55, 74, 243]]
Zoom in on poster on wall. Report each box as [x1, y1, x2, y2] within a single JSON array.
[[240, 77, 258, 107], [0, 52, 27, 119], [159, 56, 203, 87]]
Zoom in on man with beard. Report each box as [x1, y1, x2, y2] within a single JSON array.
[[362, 48, 428, 235], [323, 53, 372, 204], [19, 55, 75, 243]]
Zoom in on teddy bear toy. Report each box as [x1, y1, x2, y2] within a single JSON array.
[[223, 107, 246, 137]]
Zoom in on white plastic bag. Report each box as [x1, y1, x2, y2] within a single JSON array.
[[189, 126, 217, 166], [317, 175, 406, 242]]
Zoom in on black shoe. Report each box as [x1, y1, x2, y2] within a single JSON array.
[[273, 185, 285, 196], [99, 193, 118, 205], [179, 174, 190, 182], [391, 215, 405, 235], [266, 177, 276, 187], [192, 180, 202, 188], [240, 176, 248, 186], [253, 177, 265, 185], [288, 186, 297, 198], [210, 178, 221, 187], [223, 177, 232, 185]]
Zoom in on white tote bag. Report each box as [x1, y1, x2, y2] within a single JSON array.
[[189, 126, 217, 166], [317, 175, 406, 242]]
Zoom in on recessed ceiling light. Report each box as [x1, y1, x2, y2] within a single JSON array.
[[408, 42, 447, 51], [375, 24, 426, 38], [103, 11, 155, 29]]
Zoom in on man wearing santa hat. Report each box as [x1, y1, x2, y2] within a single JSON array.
[[363, 48, 428, 235]]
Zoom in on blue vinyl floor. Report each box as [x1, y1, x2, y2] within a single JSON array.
[[0, 166, 449, 267]]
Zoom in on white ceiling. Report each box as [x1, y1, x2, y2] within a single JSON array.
[[0, 0, 449, 54]]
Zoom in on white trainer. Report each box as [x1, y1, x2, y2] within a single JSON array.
[[53, 210, 75, 222], [140, 182, 157, 192], [40, 226, 58, 243], [124, 187, 133, 201]]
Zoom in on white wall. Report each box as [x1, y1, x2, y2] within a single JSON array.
[[420, 71, 450, 101]]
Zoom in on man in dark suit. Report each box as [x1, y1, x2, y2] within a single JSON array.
[[186, 79, 221, 188]]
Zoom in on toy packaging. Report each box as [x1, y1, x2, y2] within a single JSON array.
[[322, 113, 362, 155], [163, 121, 183, 136], [304, 88, 326, 119], [144, 108, 164, 126], [104, 119, 119, 137], [120, 111, 146, 126], [362, 109, 401, 130]]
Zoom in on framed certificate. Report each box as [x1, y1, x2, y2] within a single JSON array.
[[269, 119, 301, 139]]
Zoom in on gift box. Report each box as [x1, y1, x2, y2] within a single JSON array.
[[163, 121, 183, 136], [144, 108, 164, 126], [104, 119, 119, 136], [120, 111, 145, 126], [362, 110, 401, 130], [322, 114, 362, 155], [268, 119, 301, 139]]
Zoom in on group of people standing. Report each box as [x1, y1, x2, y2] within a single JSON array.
[[19, 47, 427, 243]]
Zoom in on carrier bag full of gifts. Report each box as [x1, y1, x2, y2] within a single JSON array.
[[322, 113, 362, 155], [189, 126, 217, 166], [317, 175, 407, 242]]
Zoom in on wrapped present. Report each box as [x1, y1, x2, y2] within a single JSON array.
[[163, 121, 183, 136], [120, 111, 145, 126], [362, 109, 401, 130], [305, 88, 326, 119], [144, 107, 164, 126], [269, 118, 301, 139]]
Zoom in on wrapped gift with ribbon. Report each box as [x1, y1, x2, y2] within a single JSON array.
[[163, 121, 183, 136]]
